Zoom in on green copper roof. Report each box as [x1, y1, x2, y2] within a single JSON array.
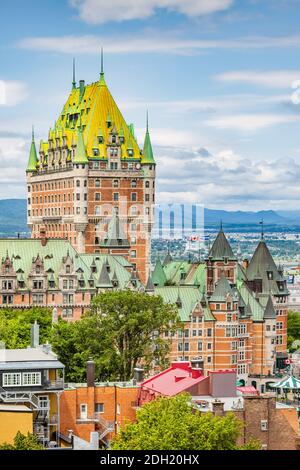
[[263, 295, 276, 320], [152, 258, 167, 287], [154, 286, 215, 322], [26, 131, 38, 173], [208, 229, 236, 261], [73, 127, 88, 164]]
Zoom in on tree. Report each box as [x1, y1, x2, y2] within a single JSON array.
[[0, 308, 52, 349], [110, 394, 261, 450], [51, 290, 181, 382], [287, 310, 300, 351], [0, 432, 44, 450]]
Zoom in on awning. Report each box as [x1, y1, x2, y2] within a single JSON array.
[[269, 375, 300, 390], [237, 386, 259, 396]]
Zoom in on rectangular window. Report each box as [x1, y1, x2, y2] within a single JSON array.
[[95, 403, 104, 413], [131, 193, 137, 202], [3, 373, 21, 387], [207, 328, 212, 337], [22, 372, 41, 386]]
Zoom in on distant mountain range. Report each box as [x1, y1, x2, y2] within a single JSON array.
[[0, 199, 299, 237]]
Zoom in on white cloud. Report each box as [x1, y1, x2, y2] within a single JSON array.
[[205, 113, 300, 131], [216, 70, 300, 89], [0, 81, 28, 107], [69, 0, 234, 24], [155, 145, 300, 210], [17, 34, 300, 56]]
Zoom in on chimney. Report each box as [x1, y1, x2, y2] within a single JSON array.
[[87, 358, 95, 388], [40, 226, 47, 247], [133, 368, 144, 383], [242, 258, 249, 270], [31, 321, 40, 348], [212, 399, 225, 416]]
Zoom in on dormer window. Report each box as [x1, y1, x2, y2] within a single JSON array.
[[111, 135, 117, 144], [93, 148, 100, 156], [267, 271, 273, 280], [119, 136, 125, 144], [98, 136, 104, 144], [66, 265, 71, 274], [128, 149, 133, 157]]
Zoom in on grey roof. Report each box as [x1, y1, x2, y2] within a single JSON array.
[[145, 273, 155, 292], [208, 229, 236, 261], [0, 347, 64, 370], [100, 212, 130, 248], [246, 239, 289, 296], [209, 275, 236, 302]]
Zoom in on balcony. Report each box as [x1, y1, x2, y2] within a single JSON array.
[[44, 379, 64, 390]]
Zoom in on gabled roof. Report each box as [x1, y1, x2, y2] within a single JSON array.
[[208, 229, 236, 261], [141, 362, 207, 397]]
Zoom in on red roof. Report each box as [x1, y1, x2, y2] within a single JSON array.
[[141, 362, 206, 397]]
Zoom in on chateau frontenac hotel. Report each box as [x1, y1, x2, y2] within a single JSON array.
[[0, 59, 290, 391], [26, 58, 155, 285]]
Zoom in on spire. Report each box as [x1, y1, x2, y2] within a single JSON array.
[[26, 127, 38, 173], [99, 47, 106, 86], [142, 111, 155, 164], [72, 58, 76, 89], [260, 218, 264, 240]]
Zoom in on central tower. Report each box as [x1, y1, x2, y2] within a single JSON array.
[[26, 56, 155, 283]]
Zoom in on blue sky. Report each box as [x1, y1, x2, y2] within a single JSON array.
[[1, 0, 300, 210]]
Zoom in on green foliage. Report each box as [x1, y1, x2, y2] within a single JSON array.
[[0, 432, 44, 450], [111, 394, 259, 450], [0, 308, 52, 349], [51, 290, 180, 382], [287, 310, 300, 351]]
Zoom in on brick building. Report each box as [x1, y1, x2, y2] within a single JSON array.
[[0, 238, 141, 320], [151, 228, 289, 392], [26, 55, 156, 284], [60, 360, 138, 447]]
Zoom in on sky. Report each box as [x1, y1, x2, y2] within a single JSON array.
[[1, 0, 300, 211]]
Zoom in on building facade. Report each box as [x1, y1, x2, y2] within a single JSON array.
[[0, 237, 141, 320], [26, 59, 155, 284], [150, 228, 289, 392], [0, 332, 64, 446]]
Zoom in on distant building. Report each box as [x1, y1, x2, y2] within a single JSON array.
[[0, 324, 64, 446]]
